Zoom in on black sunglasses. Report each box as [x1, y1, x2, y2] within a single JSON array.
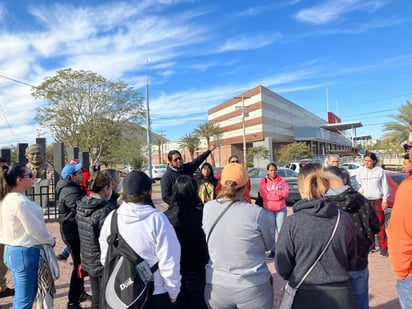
[[22, 172, 34, 179], [403, 144, 412, 151]]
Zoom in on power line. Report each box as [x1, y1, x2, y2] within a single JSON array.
[[0, 73, 38, 88], [343, 91, 412, 107]]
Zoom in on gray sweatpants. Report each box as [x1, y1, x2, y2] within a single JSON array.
[[204, 281, 273, 309]]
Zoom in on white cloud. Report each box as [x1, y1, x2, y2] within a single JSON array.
[[216, 33, 282, 53], [294, 0, 388, 25]]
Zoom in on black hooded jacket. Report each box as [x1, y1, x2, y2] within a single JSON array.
[[56, 179, 86, 243], [161, 150, 211, 205], [76, 196, 113, 276], [326, 185, 380, 270]]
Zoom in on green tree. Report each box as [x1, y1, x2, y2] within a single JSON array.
[[382, 101, 412, 145], [102, 137, 144, 169], [277, 142, 311, 162], [32, 68, 145, 166], [193, 121, 221, 168], [247, 145, 269, 164], [178, 133, 200, 161]]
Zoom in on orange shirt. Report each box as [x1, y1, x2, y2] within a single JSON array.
[[388, 174, 412, 279]]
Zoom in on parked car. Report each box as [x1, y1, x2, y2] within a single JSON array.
[[248, 167, 300, 205], [143, 164, 167, 180], [340, 162, 363, 177], [120, 165, 132, 176], [384, 171, 408, 227], [283, 160, 313, 174], [213, 167, 223, 180]]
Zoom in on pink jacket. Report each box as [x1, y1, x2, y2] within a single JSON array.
[[259, 175, 289, 211]]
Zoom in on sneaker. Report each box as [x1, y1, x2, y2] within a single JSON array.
[[67, 302, 82, 309], [79, 291, 92, 302], [380, 250, 389, 258], [0, 288, 15, 298], [369, 248, 378, 254], [56, 253, 68, 261], [266, 251, 275, 260]]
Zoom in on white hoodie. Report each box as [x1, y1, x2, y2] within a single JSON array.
[[356, 166, 389, 201], [99, 202, 181, 299]]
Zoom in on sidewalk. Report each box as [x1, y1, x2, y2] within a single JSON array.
[[0, 194, 401, 308]]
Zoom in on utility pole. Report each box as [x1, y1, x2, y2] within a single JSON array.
[[234, 95, 251, 167], [157, 130, 166, 163], [145, 58, 152, 178]]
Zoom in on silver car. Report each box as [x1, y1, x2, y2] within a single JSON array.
[[144, 164, 167, 180], [248, 167, 300, 205]]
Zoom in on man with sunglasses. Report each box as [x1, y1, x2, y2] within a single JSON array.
[[388, 133, 412, 308], [161, 145, 216, 206]]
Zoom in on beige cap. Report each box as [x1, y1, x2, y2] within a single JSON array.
[[220, 163, 249, 189]]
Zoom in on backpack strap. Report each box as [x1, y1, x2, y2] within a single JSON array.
[[110, 210, 159, 273]]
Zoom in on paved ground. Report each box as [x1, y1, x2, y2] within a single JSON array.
[[0, 193, 401, 308]]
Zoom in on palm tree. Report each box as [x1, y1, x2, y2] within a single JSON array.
[[382, 101, 412, 145], [247, 146, 269, 164], [153, 138, 162, 163], [193, 121, 221, 167], [178, 133, 200, 161]]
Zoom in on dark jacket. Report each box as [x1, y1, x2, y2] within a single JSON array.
[[327, 185, 380, 270], [165, 204, 209, 272], [108, 191, 120, 209], [275, 198, 357, 287], [161, 150, 211, 205], [56, 179, 85, 243], [76, 196, 113, 276]]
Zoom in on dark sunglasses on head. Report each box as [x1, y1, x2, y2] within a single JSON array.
[[22, 172, 34, 179], [403, 144, 412, 151], [173, 157, 182, 162]]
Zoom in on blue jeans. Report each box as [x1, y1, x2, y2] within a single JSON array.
[[5, 246, 40, 309], [397, 275, 412, 309], [349, 268, 369, 309], [270, 207, 287, 253]]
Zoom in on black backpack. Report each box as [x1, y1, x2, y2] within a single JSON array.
[[101, 210, 159, 309]]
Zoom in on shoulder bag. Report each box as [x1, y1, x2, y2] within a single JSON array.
[[206, 200, 236, 243], [255, 178, 267, 207], [277, 210, 341, 309]]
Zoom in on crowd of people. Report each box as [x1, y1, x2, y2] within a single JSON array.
[[0, 136, 411, 309]]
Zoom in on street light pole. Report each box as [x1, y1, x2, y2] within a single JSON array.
[[234, 95, 251, 167], [146, 58, 152, 178]]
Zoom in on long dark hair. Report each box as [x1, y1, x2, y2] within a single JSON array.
[[199, 162, 217, 181], [0, 163, 27, 200], [170, 175, 202, 220]]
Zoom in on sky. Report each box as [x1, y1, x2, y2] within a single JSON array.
[[0, 0, 411, 149]]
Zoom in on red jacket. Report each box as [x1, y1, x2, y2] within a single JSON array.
[[259, 175, 289, 211]]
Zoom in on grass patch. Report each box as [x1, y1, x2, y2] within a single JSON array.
[[152, 181, 161, 193]]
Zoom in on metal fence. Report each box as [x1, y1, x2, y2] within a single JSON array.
[[25, 175, 59, 222]]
